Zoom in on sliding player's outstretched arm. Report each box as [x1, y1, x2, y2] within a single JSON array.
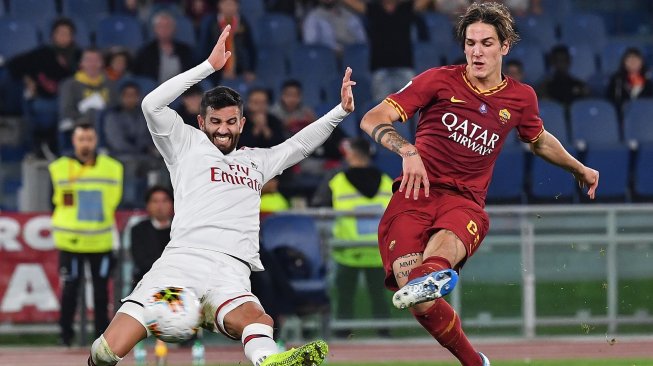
[[141, 25, 233, 164], [259, 67, 356, 180]]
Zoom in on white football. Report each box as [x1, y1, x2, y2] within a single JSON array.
[[143, 286, 201, 343]]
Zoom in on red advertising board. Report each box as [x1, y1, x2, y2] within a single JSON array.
[[0, 211, 139, 323]]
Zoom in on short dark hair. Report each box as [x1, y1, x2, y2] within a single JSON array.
[[349, 137, 372, 158], [73, 121, 95, 132], [281, 79, 303, 91], [51, 17, 76, 36], [456, 2, 519, 49], [120, 80, 141, 93], [200, 86, 243, 118], [145, 185, 173, 204]]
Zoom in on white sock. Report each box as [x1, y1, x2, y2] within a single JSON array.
[[90, 335, 123, 366], [242, 323, 278, 366]]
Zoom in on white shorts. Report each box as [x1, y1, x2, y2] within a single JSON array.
[[118, 246, 261, 339]]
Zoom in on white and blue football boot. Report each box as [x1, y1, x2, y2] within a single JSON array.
[[392, 268, 458, 309], [479, 352, 491, 365]]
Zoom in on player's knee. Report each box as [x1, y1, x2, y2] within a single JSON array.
[[89, 335, 122, 366]]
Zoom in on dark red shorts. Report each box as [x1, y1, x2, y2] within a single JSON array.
[[377, 189, 489, 291]]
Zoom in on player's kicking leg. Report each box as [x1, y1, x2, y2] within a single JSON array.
[[88, 307, 147, 365], [392, 267, 458, 309]]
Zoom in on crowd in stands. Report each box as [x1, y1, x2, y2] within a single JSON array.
[[0, 0, 652, 210]]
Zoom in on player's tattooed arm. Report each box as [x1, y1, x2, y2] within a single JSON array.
[[371, 124, 419, 158]]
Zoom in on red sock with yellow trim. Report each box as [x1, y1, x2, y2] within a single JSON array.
[[407, 257, 481, 366]]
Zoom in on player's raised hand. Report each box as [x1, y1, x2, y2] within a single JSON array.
[[341, 67, 356, 113], [207, 24, 232, 70], [573, 166, 599, 199], [399, 150, 430, 200]]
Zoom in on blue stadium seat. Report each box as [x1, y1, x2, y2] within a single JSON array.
[[582, 144, 630, 201], [0, 19, 39, 61], [570, 99, 620, 146], [315, 103, 360, 138], [623, 99, 653, 145], [240, 0, 265, 25], [530, 145, 577, 202], [120, 76, 157, 95], [444, 43, 465, 65], [515, 15, 558, 52], [560, 13, 607, 54], [634, 143, 653, 198], [342, 43, 370, 80], [421, 11, 455, 48], [62, 0, 109, 32], [172, 15, 196, 47], [254, 46, 287, 99], [600, 41, 646, 76], [260, 214, 327, 294], [504, 42, 546, 84], [413, 42, 443, 74], [568, 44, 598, 82], [503, 128, 520, 147], [540, 0, 573, 19], [255, 13, 297, 49], [0, 1, 4, 16], [289, 45, 339, 108], [326, 76, 371, 112], [538, 100, 568, 144], [96, 15, 144, 52], [487, 146, 525, 203], [9, 0, 57, 39]]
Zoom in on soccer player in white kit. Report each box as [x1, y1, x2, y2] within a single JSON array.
[[88, 25, 356, 366]]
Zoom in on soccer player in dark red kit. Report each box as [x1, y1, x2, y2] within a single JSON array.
[[359, 2, 599, 366]]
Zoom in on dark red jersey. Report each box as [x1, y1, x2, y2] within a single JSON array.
[[385, 64, 544, 207]]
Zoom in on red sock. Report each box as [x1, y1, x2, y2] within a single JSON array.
[[408, 256, 452, 280], [411, 300, 482, 366], [408, 257, 481, 366]]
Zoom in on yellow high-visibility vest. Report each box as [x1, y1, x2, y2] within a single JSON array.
[[329, 171, 393, 267], [49, 155, 123, 253], [260, 192, 290, 212]]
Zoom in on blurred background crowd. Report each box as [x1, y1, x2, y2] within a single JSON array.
[[0, 0, 652, 211]]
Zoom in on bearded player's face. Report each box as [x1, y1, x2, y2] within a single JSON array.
[[198, 105, 245, 155], [464, 22, 509, 82]]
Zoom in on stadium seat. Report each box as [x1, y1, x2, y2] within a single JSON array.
[[581, 143, 629, 201], [96, 15, 144, 52], [172, 15, 196, 47], [540, 0, 573, 19], [240, 0, 265, 25], [515, 15, 558, 52], [62, 0, 109, 32], [504, 42, 546, 84], [633, 143, 653, 199], [260, 214, 330, 335], [255, 13, 297, 49], [342, 43, 370, 80], [0, 19, 39, 62], [413, 42, 443, 74], [623, 99, 653, 145], [530, 145, 577, 202], [255, 46, 287, 98], [0, 2, 4, 16], [503, 128, 520, 147], [487, 146, 525, 203], [600, 41, 646, 76], [326, 76, 371, 112], [560, 13, 607, 54], [568, 44, 598, 82], [9, 0, 57, 38], [421, 11, 455, 48], [569, 99, 620, 147], [289, 45, 338, 108], [372, 145, 402, 179], [538, 100, 568, 144]]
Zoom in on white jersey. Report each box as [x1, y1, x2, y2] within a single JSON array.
[[141, 61, 349, 271]]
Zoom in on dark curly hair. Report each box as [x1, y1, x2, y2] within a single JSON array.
[[200, 86, 244, 118], [455, 2, 520, 49]]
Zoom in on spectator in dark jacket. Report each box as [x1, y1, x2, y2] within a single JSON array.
[[538, 44, 590, 108], [241, 87, 285, 148], [133, 11, 195, 84], [606, 47, 653, 118]]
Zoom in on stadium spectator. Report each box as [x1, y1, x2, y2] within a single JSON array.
[[184, 0, 215, 31], [104, 48, 133, 82], [241, 87, 285, 148], [174, 84, 204, 128], [199, 0, 257, 84], [6, 17, 81, 156], [311, 137, 393, 339], [358, 3, 599, 365], [342, 0, 430, 102], [103, 82, 151, 157], [270, 79, 317, 135], [58, 48, 117, 154], [606, 47, 653, 118], [133, 11, 195, 84], [49, 122, 123, 347], [538, 44, 590, 108], [302, 0, 367, 56], [505, 58, 524, 82], [87, 25, 354, 366]]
